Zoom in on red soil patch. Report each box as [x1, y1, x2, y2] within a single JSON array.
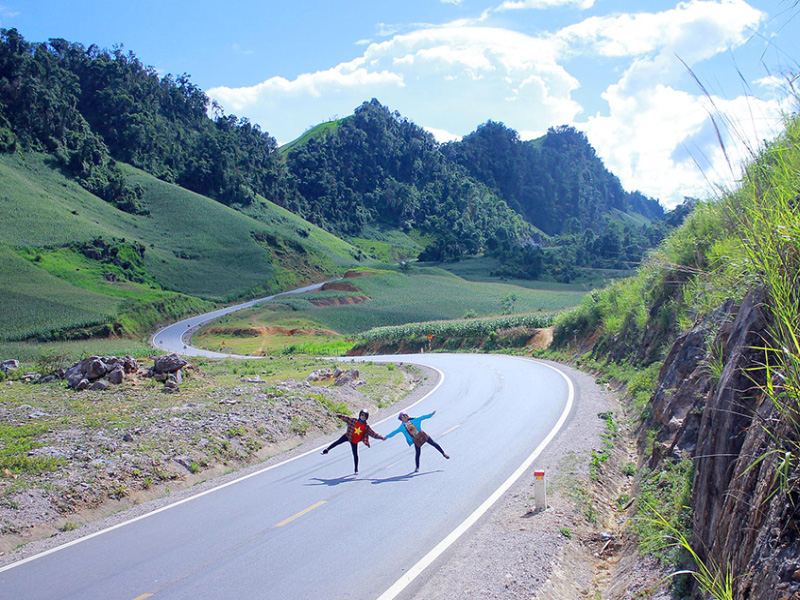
[[320, 281, 359, 292], [308, 295, 370, 307], [203, 325, 338, 337]]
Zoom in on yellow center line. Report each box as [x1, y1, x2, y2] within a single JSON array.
[[275, 500, 327, 528], [441, 424, 461, 436], [131, 594, 154, 600]]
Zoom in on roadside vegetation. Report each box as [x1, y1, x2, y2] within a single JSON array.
[[549, 110, 800, 598]]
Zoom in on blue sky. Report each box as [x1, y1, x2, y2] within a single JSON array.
[[4, 0, 799, 208]]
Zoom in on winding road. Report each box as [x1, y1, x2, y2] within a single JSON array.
[[1, 291, 577, 600]]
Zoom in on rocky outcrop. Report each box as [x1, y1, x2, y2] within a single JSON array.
[[1, 359, 19, 373], [306, 367, 362, 386], [64, 355, 138, 389], [634, 289, 800, 599], [152, 353, 187, 375]]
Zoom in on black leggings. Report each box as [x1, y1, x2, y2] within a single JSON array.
[[326, 434, 359, 472], [415, 437, 446, 470]]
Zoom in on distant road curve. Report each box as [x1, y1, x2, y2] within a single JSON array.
[[151, 281, 326, 357]]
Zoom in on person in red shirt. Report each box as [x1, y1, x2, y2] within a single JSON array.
[[321, 409, 384, 474]]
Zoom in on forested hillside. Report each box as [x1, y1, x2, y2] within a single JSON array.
[[443, 122, 668, 273], [285, 99, 533, 262], [0, 28, 671, 283]]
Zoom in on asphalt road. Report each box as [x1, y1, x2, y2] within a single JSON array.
[[150, 282, 326, 358], [0, 353, 573, 600]]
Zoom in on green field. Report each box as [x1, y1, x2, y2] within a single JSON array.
[[0, 245, 120, 341], [346, 226, 426, 262], [193, 266, 586, 354]]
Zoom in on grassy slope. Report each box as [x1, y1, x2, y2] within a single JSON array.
[[431, 255, 629, 291], [277, 119, 346, 157], [346, 225, 426, 262], [0, 153, 363, 342], [0, 245, 120, 341]]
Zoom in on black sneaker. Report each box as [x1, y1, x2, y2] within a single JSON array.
[[321, 449, 328, 455]]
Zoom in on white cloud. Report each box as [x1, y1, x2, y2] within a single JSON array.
[[496, 0, 594, 11], [561, 0, 776, 208], [208, 27, 581, 144], [556, 0, 762, 61], [439, 0, 464, 4], [425, 126, 462, 142], [581, 82, 786, 207]]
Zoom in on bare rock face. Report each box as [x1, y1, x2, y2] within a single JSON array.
[[640, 290, 800, 599], [153, 353, 188, 375], [307, 367, 361, 386], [83, 358, 108, 381], [333, 369, 360, 386], [89, 380, 109, 391], [65, 356, 133, 388]]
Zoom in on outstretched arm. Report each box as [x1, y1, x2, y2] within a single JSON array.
[[419, 411, 436, 422], [336, 414, 356, 426], [384, 424, 403, 439], [366, 424, 385, 441]]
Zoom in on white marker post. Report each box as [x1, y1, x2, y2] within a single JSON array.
[[533, 470, 547, 510]]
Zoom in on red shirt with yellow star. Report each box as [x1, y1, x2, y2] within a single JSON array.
[[336, 414, 384, 447]]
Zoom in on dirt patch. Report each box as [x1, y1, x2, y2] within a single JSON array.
[[202, 325, 339, 337], [308, 295, 370, 307], [343, 270, 370, 279], [527, 327, 554, 349], [320, 281, 359, 292]]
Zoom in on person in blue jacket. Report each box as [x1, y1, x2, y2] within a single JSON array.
[[385, 411, 450, 472]]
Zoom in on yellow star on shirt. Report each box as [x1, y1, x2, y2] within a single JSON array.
[[354, 425, 364, 436]]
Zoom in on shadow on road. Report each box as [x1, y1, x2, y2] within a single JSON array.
[[306, 475, 359, 487], [367, 470, 443, 485]]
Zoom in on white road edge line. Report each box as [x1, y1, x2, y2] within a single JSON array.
[[0, 364, 445, 574], [375, 358, 574, 600]]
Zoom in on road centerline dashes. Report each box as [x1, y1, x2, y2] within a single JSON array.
[[275, 501, 326, 528], [441, 424, 460, 436]]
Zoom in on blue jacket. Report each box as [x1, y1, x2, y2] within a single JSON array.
[[384, 412, 434, 446]]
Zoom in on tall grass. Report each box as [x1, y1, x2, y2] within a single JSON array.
[[726, 116, 800, 500]]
